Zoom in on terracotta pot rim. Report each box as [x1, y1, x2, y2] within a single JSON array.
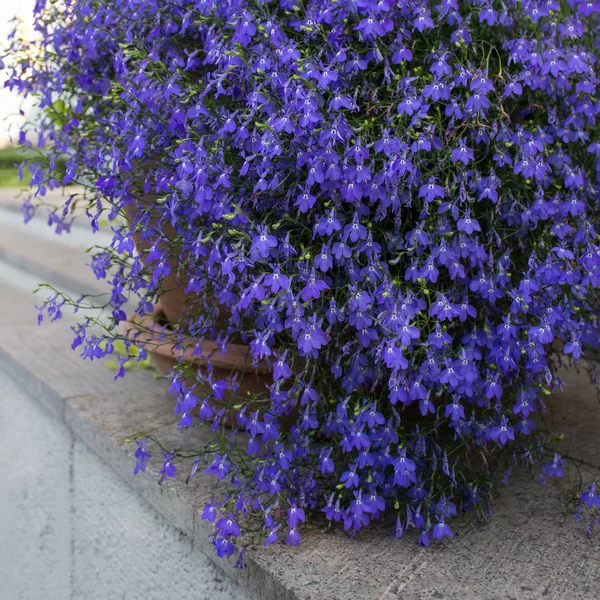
[[121, 311, 272, 375]]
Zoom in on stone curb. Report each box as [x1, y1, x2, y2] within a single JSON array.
[[0, 248, 103, 299], [0, 325, 297, 600]]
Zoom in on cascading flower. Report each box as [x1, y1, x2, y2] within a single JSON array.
[[4, 0, 600, 563]]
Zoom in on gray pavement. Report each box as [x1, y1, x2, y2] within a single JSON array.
[[0, 188, 251, 599], [0, 353, 251, 600]]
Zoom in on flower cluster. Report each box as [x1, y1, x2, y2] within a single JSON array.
[[5, 0, 600, 560]]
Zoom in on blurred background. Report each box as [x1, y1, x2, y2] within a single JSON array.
[[1, 0, 35, 185], [0, 0, 113, 328], [1, 0, 35, 140]]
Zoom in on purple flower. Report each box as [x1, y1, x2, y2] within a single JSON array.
[[542, 454, 564, 480], [418, 530, 431, 546], [251, 226, 277, 259], [457, 213, 481, 234], [217, 516, 241, 537], [564, 337, 584, 359], [12, 0, 600, 559], [204, 453, 231, 481], [413, 9, 434, 32], [397, 96, 421, 116], [490, 416, 515, 447], [465, 92, 490, 113], [286, 528, 302, 546], [235, 13, 256, 46], [581, 483, 600, 509], [287, 505, 306, 528], [264, 269, 290, 293], [432, 519, 453, 540], [159, 452, 176, 481], [201, 503, 217, 523], [451, 139, 474, 165], [214, 536, 236, 558], [264, 526, 280, 547], [419, 178, 445, 203], [133, 438, 151, 475], [340, 465, 360, 489], [300, 271, 329, 301]]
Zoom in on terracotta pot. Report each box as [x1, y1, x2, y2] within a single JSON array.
[[122, 169, 276, 424], [123, 170, 228, 327], [123, 197, 182, 324]]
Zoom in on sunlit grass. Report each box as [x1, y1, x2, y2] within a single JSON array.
[[0, 146, 66, 188], [0, 166, 30, 188]]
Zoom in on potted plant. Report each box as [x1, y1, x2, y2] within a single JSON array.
[[5, 0, 600, 562]]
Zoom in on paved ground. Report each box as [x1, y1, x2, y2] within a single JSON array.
[[0, 188, 252, 600], [0, 345, 251, 600]]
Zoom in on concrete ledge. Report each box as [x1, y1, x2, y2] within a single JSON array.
[[1, 324, 599, 600]]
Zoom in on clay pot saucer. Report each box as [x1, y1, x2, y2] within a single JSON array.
[[121, 309, 274, 426], [121, 309, 272, 376]]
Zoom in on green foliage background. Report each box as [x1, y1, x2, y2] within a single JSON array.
[[0, 146, 69, 187]]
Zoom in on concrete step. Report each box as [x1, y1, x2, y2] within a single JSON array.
[[0, 219, 107, 297]]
